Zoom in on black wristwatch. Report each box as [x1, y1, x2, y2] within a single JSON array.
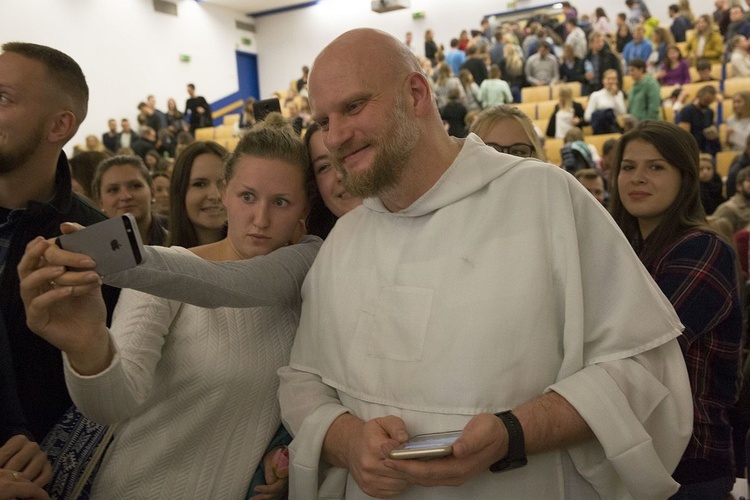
[[489, 410, 528, 473]]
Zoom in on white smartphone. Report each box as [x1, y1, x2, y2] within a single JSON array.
[[56, 214, 145, 276], [388, 430, 462, 460]]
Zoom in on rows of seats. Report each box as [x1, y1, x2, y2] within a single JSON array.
[[521, 74, 749, 108], [193, 114, 242, 151]]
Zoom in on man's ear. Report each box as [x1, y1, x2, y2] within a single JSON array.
[[406, 71, 434, 117], [46, 110, 77, 144]]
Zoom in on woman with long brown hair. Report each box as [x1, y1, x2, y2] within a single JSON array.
[[610, 120, 742, 499]]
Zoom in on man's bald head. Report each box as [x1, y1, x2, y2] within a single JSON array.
[[309, 29, 421, 107]]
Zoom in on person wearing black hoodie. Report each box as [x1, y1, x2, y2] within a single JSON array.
[[699, 153, 725, 215], [584, 31, 622, 95]]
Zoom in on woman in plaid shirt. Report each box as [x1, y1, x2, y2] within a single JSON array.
[[610, 120, 744, 499]]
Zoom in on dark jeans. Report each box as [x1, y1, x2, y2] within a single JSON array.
[[669, 475, 735, 500]]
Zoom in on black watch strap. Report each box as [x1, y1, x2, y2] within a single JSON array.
[[489, 410, 528, 473]]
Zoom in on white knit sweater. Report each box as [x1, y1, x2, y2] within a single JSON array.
[[64, 247, 307, 499]]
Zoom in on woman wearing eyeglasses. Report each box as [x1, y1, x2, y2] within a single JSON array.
[[469, 105, 547, 161]]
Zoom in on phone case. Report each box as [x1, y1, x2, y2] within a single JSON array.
[[56, 214, 144, 276]]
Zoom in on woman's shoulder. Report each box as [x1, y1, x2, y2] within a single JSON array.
[[660, 228, 735, 265]]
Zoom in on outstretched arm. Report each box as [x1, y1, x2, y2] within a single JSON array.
[[41, 223, 321, 310]]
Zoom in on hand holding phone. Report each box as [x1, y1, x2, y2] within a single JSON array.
[[56, 214, 144, 276], [253, 98, 282, 122], [387, 430, 462, 460]]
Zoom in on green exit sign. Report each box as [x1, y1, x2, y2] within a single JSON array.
[[242, 37, 252, 46], [412, 11, 425, 19], [179, 54, 191, 62]]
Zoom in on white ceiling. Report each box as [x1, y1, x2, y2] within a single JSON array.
[[198, 0, 314, 16]]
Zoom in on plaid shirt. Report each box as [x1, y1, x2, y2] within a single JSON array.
[[648, 228, 743, 482]]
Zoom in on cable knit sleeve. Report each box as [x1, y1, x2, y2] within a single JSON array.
[[63, 290, 180, 424], [103, 235, 322, 310]]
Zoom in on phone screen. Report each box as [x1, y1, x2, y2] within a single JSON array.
[[398, 431, 462, 451]]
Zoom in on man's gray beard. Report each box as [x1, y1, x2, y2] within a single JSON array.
[[333, 99, 419, 199]]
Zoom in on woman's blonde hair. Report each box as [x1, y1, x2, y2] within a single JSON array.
[[469, 105, 547, 161], [436, 62, 453, 86], [226, 112, 308, 186], [502, 45, 523, 77], [733, 91, 750, 119], [558, 86, 573, 110]]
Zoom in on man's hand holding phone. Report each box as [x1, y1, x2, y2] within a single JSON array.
[[382, 413, 508, 488], [323, 413, 411, 498]]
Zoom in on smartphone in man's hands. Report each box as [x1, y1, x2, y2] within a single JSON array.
[[388, 430, 462, 460]]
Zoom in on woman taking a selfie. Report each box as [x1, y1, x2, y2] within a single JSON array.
[[18, 114, 319, 499], [609, 120, 743, 499]]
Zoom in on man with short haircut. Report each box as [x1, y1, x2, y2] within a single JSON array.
[[574, 168, 607, 205], [565, 18, 588, 59], [0, 42, 119, 448], [726, 134, 750, 197], [118, 118, 137, 150], [714, 166, 750, 232], [621, 24, 653, 71], [727, 5, 750, 40], [404, 31, 417, 54], [279, 28, 691, 499], [669, 4, 693, 43], [714, 0, 729, 24], [146, 94, 169, 130], [459, 45, 489, 86], [296, 65, 309, 93], [488, 30, 505, 67], [137, 101, 167, 134], [729, 35, 750, 77], [521, 23, 542, 59], [584, 69, 626, 134], [694, 58, 716, 81], [625, 0, 648, 27], [131, 126, 157, 160], [444, 38, 467, 76], [678, 85, 721, 155], [185, 83, 212, 135], [584, 31, 622, 94], [102, 118, 120, 153], [627, 58, 661, 121], [524, 41, 559, 86]]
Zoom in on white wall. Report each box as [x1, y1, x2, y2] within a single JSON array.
[[254, 0, 717, 99], [0, 0, 719, 155], [1, 0, 256, 155]]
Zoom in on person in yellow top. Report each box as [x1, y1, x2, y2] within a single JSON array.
[[685, 14, 725, 64]]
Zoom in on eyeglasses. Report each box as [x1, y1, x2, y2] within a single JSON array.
[[486, 142, 536, 158]]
